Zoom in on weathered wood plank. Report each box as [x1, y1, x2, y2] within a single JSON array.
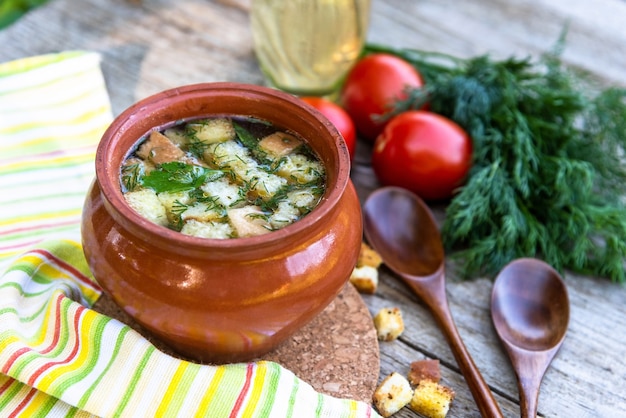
[[2, 0, 625, 416]]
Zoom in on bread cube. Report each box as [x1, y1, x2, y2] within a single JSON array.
[[258, 131, 302, 159], [227, 205, 272, 237], [241, 168, 287, 201], [374, 307, 405, 341], [163, 127, 190, 147], [350, 265, 379, 294], [187, 118, 235, 144], [409, 380, 456, 418], [373, 372, 414, 417], [180, 220, 233, 239], [180, 202, 222, 223], [156, 190, 192, 224], [357, 242, 383, 268], [408, 359, 442, 385], [350, 242, 384, 294], [136, 131, 186, 165], [201, 177, 244, 208], [269, 201, 300, 229], [124, 188, 168, 227], [287, 188, 318, 208], [205, 140, 252, 170], [276, 154, 325, 184]]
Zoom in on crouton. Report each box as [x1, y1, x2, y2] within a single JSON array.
[[409, 380, 456, 418], [268, 201, 300, 229], [373, 372, 414, 417], [227, 205, 272, 237], [373, 307, 405, 341], [180, 202, 223, 223], [350, 242, 384, 293], [205, 140, 253, 171], [163, 127, 190, 147], [180, 220, 233, 239], [124, 188, 168, 227], [358, 242, 383, 268], [156, 190, 192, 224], [187, 118, 236, 144], [408, 359, 442, 385], [136, 131, 186, 165], [350, 266, 379, 294], [258, 131, 302, 159], [240, 167, 287, 201], [276, 153, 325, 184], [201, 177, 244, 208], [287, 188, 318, 209]]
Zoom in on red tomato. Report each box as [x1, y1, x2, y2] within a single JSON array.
[[340, 53, 424, 142], [300, 96, 356, 161], [372, 110, 472, 201]]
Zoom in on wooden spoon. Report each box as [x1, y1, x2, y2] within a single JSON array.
[[363, 186, 503, 418], [491, 258, 569, 418]]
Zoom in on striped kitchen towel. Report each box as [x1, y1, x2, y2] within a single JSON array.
[[0, 52, 381, 417], [0, 50, 111, 263]]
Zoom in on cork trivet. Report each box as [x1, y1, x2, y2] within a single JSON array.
[[92, 283, 380, 403]]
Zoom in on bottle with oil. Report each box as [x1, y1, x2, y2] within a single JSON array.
[[250, 0, 371, 98]]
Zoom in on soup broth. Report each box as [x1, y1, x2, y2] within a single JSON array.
[[121, 116, 326, 239]]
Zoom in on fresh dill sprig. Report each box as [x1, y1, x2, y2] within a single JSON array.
[[186, 136, 209, 159], [121, 162, 143, 192], [365, 42, 626, 283], [170, 199, 189, 230]]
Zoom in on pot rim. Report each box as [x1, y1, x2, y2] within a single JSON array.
[[95, 82, 352, 251]]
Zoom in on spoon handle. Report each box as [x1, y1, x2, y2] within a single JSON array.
[[407, 275, 504, 418], [509, 347, 556, 418], [518, 373, 541, 418]]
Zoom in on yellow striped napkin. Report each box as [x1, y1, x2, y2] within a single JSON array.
[[0, 52, 380, 417], [0, 50, 109, 262]]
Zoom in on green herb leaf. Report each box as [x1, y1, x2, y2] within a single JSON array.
[[234, 123, 259, 150], [142, 162, 223, 193]]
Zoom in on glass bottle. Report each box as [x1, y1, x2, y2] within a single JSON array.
[[251, 0, 371, 97]]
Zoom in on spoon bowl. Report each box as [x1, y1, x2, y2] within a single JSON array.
[[491, 258, 569, 418], [364, 187, 503, 418], [363, 186, 443, 277]]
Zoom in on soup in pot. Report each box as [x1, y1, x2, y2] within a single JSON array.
[[120, 116, 326, 239]]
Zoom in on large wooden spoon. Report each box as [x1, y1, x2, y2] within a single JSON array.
[[491, 258, 569, 418], [363, 186, 503, 418]]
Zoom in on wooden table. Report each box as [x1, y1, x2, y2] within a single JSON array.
[[2, 0, 625, 416]]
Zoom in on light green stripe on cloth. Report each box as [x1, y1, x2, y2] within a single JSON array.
[[0, 51, 111, 262], [0, 51, 381, 417]]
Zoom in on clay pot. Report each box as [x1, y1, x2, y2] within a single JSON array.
[[81, 82, 362, 363]]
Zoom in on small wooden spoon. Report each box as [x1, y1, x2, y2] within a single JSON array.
[[491, 258, 569, 418], [363, 187, 503, 418]]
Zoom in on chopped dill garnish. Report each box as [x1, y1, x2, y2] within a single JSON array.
[[121, 162, 143, 192], [171, 199, 189, 215], [187, 136, 209, 159]]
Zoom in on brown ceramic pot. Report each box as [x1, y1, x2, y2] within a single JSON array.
[[81, 82, 362, 363]]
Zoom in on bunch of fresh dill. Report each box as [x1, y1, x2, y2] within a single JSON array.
[[0, 0, 49, 30], [364, 42, 626, 283]]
